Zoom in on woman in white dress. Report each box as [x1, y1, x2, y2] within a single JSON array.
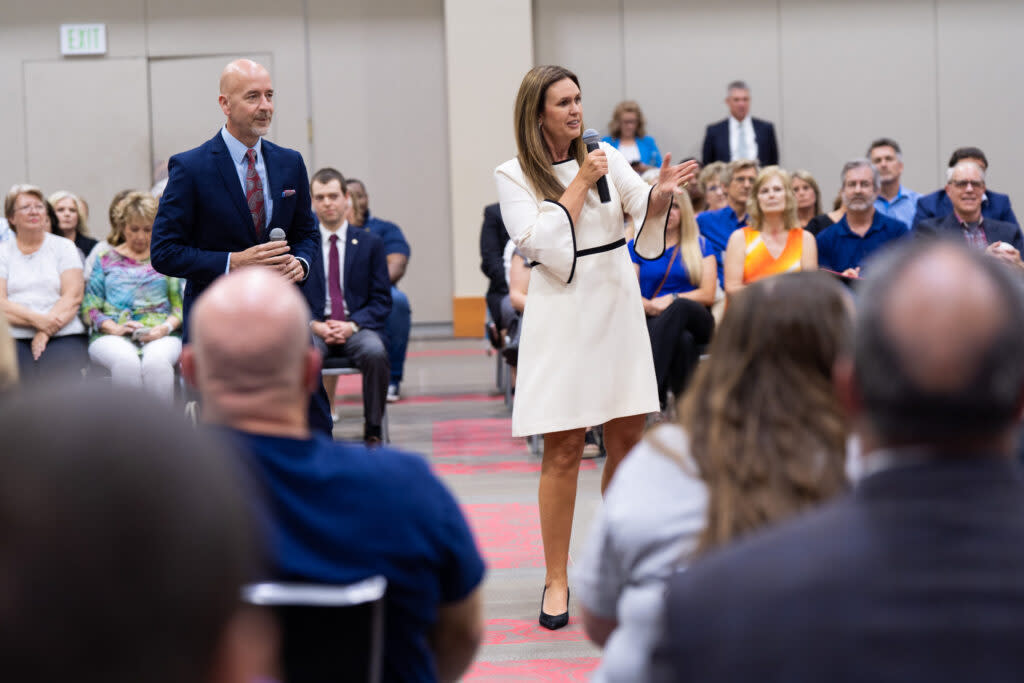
[[495, 65, 697, 629]]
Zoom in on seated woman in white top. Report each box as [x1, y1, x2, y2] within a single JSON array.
[[0, 184, 88, 381], [574, 271, 852, 683]]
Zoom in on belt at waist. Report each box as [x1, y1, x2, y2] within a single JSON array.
[[529, 238, 626, 268]]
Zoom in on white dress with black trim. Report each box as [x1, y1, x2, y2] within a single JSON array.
[[495, 142, 667, 436]]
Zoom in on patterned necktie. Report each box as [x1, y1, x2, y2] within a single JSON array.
[[328, 234, 346, 321], [245, 148, 265, 237]]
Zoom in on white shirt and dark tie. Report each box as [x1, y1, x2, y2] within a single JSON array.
[[728, 116, 758, 162]]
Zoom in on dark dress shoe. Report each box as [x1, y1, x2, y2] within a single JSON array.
[[538, 585, 569, 630]]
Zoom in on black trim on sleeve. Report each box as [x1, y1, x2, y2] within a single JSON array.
[[632, 185, 669, 261], [542, 199, 578, 284]]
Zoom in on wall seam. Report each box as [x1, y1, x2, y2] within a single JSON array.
[[776, 0, 784, 163], [932, 0, 942, 182]]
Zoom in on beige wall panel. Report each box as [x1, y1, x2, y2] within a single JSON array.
[[779, 0, 938, 202], [23, 58, 151, 239], [533, 0, 625, 140], [145, 0, 310, 162], [309, 0, 450, 322], [622, 1, 782, 164], [936, 1, 1024, 210]]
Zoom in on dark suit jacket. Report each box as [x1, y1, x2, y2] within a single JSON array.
[[307, 225, 391, 333], [913, 188, 1018, 229], [151, 131, 320, 331], [479, 203, 509, 298], [915, 213, 1024, 251], [652, 459, 1024, 683], [701, 117, 779, 166]]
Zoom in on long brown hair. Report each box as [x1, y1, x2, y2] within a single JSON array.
[[678, 272, 850, 555], [607, 100, 647, 139], [747, 166, 799, 232], [513, 65, 586, 201]]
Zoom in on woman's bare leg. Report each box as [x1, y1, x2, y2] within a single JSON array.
[[539, 427, 585, 616], [600, 413, 646, 493]]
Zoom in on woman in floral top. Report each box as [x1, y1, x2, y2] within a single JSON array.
[[83, 191, 182, 401]]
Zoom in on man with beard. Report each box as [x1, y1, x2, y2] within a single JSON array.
[[816, 159, 908, 277], [151, 58, 332, 435]]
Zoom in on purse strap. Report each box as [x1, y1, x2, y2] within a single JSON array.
[[650, 244, 680, 299]]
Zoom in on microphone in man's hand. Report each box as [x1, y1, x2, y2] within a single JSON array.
[[268, 228, 286, 242], [582, 128, 611, 204]]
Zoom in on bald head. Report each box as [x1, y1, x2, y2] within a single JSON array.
[[219, 59, 269, 96], [188, 269, 316, 430], [218, 59, 274, 147], [854, 241, 1024, 447]]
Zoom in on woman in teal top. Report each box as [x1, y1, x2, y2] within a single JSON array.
[[628, 193, 715, 409], [603, 100, 662, 173], [83, 191, 182, 402]]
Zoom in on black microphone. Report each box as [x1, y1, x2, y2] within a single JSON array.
[[268, 228, 286, 241], [582, 129, 611, 203]]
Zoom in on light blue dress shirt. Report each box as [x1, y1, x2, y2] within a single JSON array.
[[219, 126, 277, 273], [874, 185, 918, 231]]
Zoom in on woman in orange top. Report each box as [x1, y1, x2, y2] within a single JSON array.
[[723, 166, 817, 296]]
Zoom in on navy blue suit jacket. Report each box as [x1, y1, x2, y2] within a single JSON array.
[[652, 459, 1024, 683], [151, 131, 320, 331], [915, 213, 1024, 252], [308, 225, 391, 333], [912, 188, 1018, 229], [701, 117, 779, 166]]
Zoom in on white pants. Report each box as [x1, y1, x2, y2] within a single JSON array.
[[88, 334, 182, 402]]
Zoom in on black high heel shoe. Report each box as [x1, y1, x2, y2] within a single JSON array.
[[539, 585, 570, 630]]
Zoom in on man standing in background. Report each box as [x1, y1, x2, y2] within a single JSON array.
[[701, 81, 779, 166]]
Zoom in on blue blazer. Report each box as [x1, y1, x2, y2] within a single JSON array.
[[307, 225, 392, 333], [912, 188, 1018, 229], [915, 213, 1024, 251], [601, 135, 662, 168], [151, 131, 320, 331], [701, 117, 779, 166]]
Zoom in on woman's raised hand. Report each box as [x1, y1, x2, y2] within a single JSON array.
[[577, 148, 609, 186], [655, 154, 700, 200]]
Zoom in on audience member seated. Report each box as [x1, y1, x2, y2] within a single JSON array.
[[309, 168, 391, 444], [346, 178, 411, 403], [652, 241, 1024, 683], [0, 217, 10, 242], [701, 81, 779, 166], [681, 159, 707, 213], [915, 160, 1024, 270], [629, 193, 715, 410], [0, 310, 17, 391], [697, 159, 759, 284], [816, 159, 907, 278], [697, 161, 728, 213], [0, 383, 272, 683], [480, 202, 510, 345], [724, 167, 817, 295], [182, 268, 485, 683], [84, 188, 134, 280], [867, 137, 919, 229], [791, 169, 822, 231], [83, 191, 183, 402], [577, 271, 850, 683], [0, 184, 88, 381], [602, 100, 662, 174], [503, 247, 530, 369], [804, 191, 846, 236], [913, 146, 1018, 229], [48, 190, 97, 260]]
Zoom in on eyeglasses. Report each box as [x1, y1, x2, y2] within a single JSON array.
[[706, 184, 725, 194], [951, 180, 984, 190], [14, 203, 46, 214]]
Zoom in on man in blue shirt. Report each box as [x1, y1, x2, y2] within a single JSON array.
[[182, 268, 485, 683], [347, 179, 412, 403], [868, 138, 920, 229], [697, 159, 758, 284], [817, 159, 908, 276]]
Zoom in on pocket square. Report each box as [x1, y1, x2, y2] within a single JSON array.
[[282, 189, 296, 198]]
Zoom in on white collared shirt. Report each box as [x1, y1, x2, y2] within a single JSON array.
[[319, 221, 348, 318], [728, 116, 758, 162]]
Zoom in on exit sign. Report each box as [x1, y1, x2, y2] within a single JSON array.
[[60, 24, 107, 56]]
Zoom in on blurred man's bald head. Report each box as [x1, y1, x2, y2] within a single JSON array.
[[854, 241, 1024, 447]]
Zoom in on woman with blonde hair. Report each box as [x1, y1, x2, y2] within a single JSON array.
[[723, 166, 817, 295], [576, 271, 851, 682], [495, 65, 696, 629], [602, 100, 662, 173], [698, 161, 728, 213], [48, 190, 97, 258], [630, 192, 715, 410]]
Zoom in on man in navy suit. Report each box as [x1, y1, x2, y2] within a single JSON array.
[[652, 240, 1024, 683], [701, 81, 778, 166], [916, 159, 1024, 270], [151, 58, 332, 435], [912, 146, 1018, 229], [309, 167, 391, 444]]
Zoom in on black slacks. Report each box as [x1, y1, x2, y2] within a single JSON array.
[[645, 298, 714, 408]]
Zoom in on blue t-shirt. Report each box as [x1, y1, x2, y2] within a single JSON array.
[[230, 431, 485, 683], [362, 213, 411, 258], [696, 206, 747, 285], [816, 212, 908, 273], [628, 237, 713, 299]]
